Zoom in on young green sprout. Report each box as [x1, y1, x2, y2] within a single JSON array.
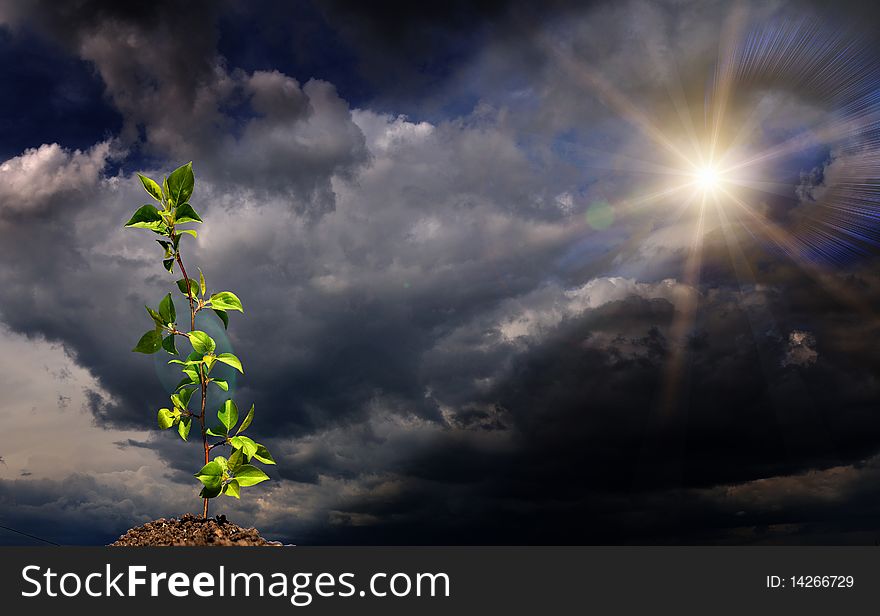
[[125, 162, 275, 518]]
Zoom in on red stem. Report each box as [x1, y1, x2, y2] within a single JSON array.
[[174, 237, 210, 519]]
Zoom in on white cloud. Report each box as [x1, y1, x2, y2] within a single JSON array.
[[0, 325, 156, 478], [0, 142, 110, 214], [498, 276, 696, 341], [352, 110, 435, 153]]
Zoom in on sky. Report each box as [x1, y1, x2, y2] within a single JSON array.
[[2, 0, 880, 545]]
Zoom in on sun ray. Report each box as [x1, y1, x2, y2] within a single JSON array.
[[656, 25, 705, 165], [653, 191, 707, 435], [543, 37, 695, 169], [718, 186, 878, 315], [613, 181, 699, 220], [724, 178, 805, 199], [707, 4, 748, 164], [631, 190, 706, 490], [713, 198, 829, 456], [720, 109, 880, 176], [550, 139, 694, 178]]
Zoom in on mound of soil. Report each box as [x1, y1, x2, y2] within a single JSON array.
[[111, 514, 281, 546]]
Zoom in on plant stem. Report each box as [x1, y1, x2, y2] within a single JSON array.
[[200, 363, 209, 519], [173, 236, 210, 519], [174, 251, 196, 331]]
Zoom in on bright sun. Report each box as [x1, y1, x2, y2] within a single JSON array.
[[693, 164, 722, 192]]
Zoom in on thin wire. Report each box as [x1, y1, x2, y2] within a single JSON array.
[[0, 523, 61, 546]]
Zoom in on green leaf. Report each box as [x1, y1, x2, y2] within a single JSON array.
[[157, 408, 175, 429], [175, 202, 202, 224], [188, 330, 215, 355], [173, 376, 198, 392], [206, 425, 227, 437], [124, 205, 163, 229], [176, 278, 199, 297], [223, 479, 241, 499], [163, 258, 175, 273], [228, 448, 244, 472], [156, 240, 173, 257], [145, 306, 164, 327], [215, 353, 243, 374], [159, 293, 175, 324], [161, 334, 178, 355], [236, 404, 255, 434], [182, 367, 200, 382], [178, 229, 198, 239], [209, 291, 243, 312], [177, 387, 195, 408], [252, 444, 276, 465], [198, 268, 206, 296], [194, 460, 223, 487], [213, 309, 229, 329], [137, 173, 163, 202], [177, 416, 192, 441], [133, 330, 162, 354], [211, 379, 229, 391], [162, 176, 170, 202], [180, 359, 205, 366], [230, 435, 258, 460], [199, 483, 222, 499], [218, 399, 238, 431], [167, 162, 194, 206], [233, 464, 270, 487]]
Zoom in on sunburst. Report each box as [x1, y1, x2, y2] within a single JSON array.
[[692, 165, 722, 193], [543, 8, 880, 460]]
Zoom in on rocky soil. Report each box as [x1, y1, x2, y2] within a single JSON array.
[[111, 514, 280, 546]]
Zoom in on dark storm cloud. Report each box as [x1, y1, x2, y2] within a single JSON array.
[[1, 0, 221, 148], [0, 471, 216, 545], [314, 0, 571, 104], [292, 252, 880, 544], [3, 0, 880, 546], [2, 0, 368, 208]]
